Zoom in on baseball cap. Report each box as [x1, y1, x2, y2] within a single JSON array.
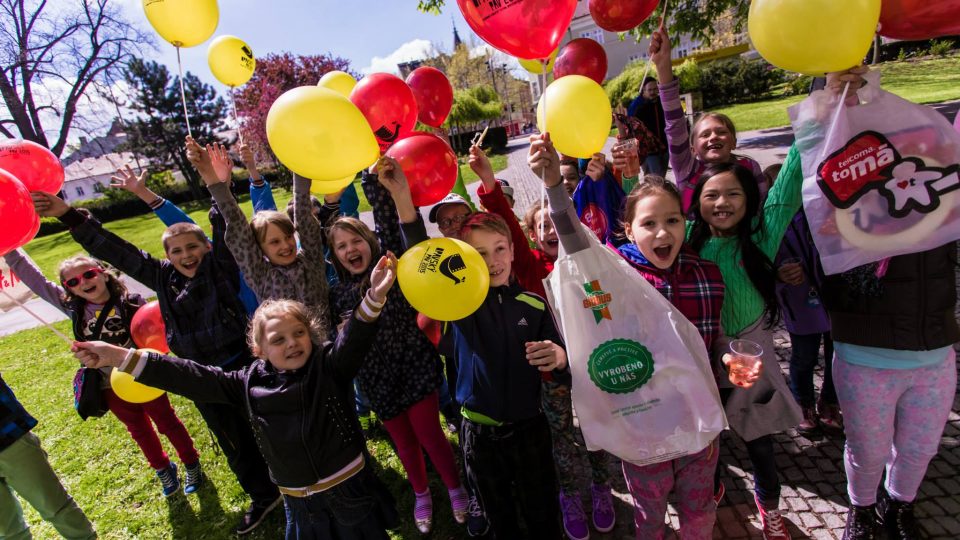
[[428, 192, 471, 223], [496, 179, 514, 199]]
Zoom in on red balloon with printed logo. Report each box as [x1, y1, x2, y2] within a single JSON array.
[[456, 0, 578, 60], [350, 73, 419, 154], [554, 38, 609, 84], [406, 67, 454, 128], [588, 0, 659, 32], [130, 301, 170, 354], [0, 170, 39, 256], [385, 133, 457, 206], [0, 140, 65, 194], [879, 0, 960, 39]]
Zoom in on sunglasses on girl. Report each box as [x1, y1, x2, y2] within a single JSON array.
[[62, 268, 103, 288]]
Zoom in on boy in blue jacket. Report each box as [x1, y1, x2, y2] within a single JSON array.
[[378, 166, 567, 539]]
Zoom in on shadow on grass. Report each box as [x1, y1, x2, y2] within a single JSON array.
[[165, 476, 228, 540]]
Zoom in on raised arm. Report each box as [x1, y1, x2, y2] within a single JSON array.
[[529, 133, 592, 255], [292, 175, 328, 271], [650, 25, 697, 192], [3, 249, 69, 314], [241, 142, 278, 214], [364, 160, 408, 256], [110, 165, 197, 228], [378, 157, 429, 249]]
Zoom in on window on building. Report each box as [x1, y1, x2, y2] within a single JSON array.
[[75, 186, 85, 197], [93, 182, 105, 193], [580, 29, 605, 44]]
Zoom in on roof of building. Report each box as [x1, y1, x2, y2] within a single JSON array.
[[64, 151, 141, 183]]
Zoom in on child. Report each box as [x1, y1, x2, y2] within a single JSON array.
[[382, 170, 567, 539], [649, 24, 767, 211], [531, 133, 728, 539], [685, 158, 804, 540], [327, 158, 467, 534], [3, 249, 202, 497], [471, 145, 615, 539], [774, 209, 838, 434], [71, 255, 399, 539], [0, 372, 96, 540], [31, 191, 281, 535], [186, 139, 331, 332]]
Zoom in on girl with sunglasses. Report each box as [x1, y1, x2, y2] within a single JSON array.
[[3, 249, 202, 498]]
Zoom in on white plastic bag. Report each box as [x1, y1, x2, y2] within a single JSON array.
[[789, 69, 960, 275], [544, 223, 726, 467]]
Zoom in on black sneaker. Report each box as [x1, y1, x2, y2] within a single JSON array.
[[236, 496, 282, 535], [183, 461, 203, 495], [466, 494, 489, 537], [843, 504, 878, 540], [876, 490, 920, 540], [156, 462, 180, 498]]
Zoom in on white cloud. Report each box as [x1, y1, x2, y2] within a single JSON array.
[[362, 39, 435, 75]]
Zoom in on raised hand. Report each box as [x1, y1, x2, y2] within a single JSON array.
[[528, 132, 561, 187], [826, 65, 869, 107], [526, 340, 567, 372], [649, 23, 673, 83], [368, 251, 398, 304], [585, 153, 606, 182], [207, 143, 233, 183], [184, 136, 216, 186], [468, 144, 496, 189], [110, 164, 148, 195], [31, 191, 70, 218], [376, 156, 410, 197], [71, 340, 128, 369]]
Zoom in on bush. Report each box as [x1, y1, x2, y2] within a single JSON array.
[[674, 59, 702, 94], [781, 73, 815, 97], [604, 60, 653, 108], [697, 57, 783, 108], [929, 39, 955, 57]]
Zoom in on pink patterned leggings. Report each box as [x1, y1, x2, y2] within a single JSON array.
[[834, 348, 956, 506]]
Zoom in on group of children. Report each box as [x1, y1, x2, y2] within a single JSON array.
[[2, 23, 957, 540]]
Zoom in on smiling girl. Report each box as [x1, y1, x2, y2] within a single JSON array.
[[327, 157, 468, 534], [649, 24, 767, 212], [3, 250, 201, 498]]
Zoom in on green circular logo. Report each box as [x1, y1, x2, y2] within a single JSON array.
[[587, 339, 654, 394]]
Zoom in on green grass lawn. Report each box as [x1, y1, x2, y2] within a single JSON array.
[[713, 55, 960, 131], [2, 322, 465, 539], [459, 152, 508, 185]]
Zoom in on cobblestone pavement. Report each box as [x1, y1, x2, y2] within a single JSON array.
[[493, 134, 960, 539]]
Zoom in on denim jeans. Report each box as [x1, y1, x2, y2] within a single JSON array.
[[788, 332, 836, 407]]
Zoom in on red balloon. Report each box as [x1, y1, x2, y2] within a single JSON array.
[[385, 134, 458, 206], [457, 0, 578, 60], [0, 170, 39, 256], [0, 140, 65, 194], [878, 0, 960, 39], [554, 38, 609, 84], [350, 73, 419, 154], [406, 67, 454, 128], [589, 0, 659, 32], [131, 301, 170, 354]]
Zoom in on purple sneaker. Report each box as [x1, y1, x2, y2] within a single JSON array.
[[591, 483, 615, 532], [559, 490, 590, 540]]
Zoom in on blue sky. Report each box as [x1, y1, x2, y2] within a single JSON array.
[[125, 0, 481, 86]]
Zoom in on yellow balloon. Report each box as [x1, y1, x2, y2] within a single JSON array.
[[519, 48, 558, 74], [397, 238, 489, 321], [748, 0, 881, 75], [142, 0, 219, 48], [207, 35, 255, 87], [266, 86, 379, 181], [317, 71, 357, 98], [109, 348, 166, 404], [309, 174, 356, 196], [536, 75, 612, 159]]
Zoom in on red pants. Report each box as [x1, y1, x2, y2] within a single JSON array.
[[104, 389, 199, 470], [381, 392, 461, 493]]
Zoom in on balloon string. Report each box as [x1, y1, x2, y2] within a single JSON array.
[[539, 58, 549, 241], [176, 47, 194, 138], [230, 86, 243, 144], [1, 289, 73, 345], [817, 81, 851, 165]]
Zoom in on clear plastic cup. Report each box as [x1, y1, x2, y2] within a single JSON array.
[[728, 339, 763, 388]]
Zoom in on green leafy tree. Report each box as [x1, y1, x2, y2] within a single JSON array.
[[447, 85, 502, 129], [121, 59, 227, 199]]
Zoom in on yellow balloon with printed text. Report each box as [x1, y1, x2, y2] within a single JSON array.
[[748, 0, 881, 75], [142, 0, 219, 48], [110, 349, 165, 404], [397, 238, 489, 321], [207, 35, 255, 87], [536, 75, 611, 159], [317, 71, 357, 98], [266, 86, 379, 181]]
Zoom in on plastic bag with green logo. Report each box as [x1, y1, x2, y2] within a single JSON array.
[[544, 219, 727, 467]]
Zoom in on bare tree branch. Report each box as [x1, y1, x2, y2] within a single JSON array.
[[0, 0, 153, 155]]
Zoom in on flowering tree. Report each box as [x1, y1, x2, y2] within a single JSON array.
[[233, 52, 355, 164]]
